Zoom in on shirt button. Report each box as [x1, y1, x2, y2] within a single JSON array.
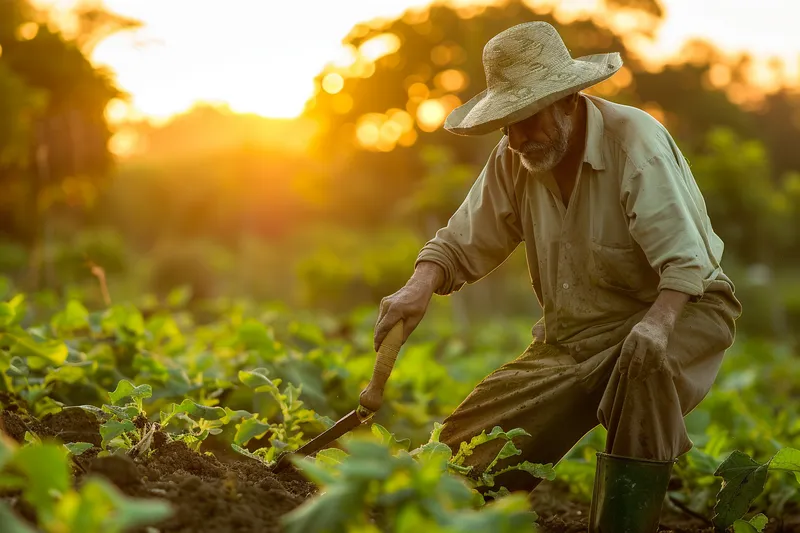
[[565, 243, 572, 250], [562, 282, 570, 290]]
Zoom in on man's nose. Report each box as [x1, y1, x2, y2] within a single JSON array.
[[507, 123, 528, 151], [508, 123, 548, 150]]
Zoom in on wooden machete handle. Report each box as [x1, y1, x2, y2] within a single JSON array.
[[359, 320, 404, 413]]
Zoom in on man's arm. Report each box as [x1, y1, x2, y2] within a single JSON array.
[[374, 139, 522, 350], [618, 146, 723, 379], [415, 138, 524, 295]]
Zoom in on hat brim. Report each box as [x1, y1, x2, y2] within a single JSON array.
[[444, 53, 623, 136]]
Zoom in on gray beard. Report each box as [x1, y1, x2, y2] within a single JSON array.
[[519, 148, 564, 174]]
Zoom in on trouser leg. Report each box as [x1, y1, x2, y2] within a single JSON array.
[[598, 294, 737, 459], [439, 342, 603, 492]]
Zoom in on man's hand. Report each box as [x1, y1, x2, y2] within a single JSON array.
[[619, 319, 671, 380], [373, 262, 443, 352], [619, 289, 691, 381]]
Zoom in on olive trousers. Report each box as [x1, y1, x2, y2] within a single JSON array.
[[438, 291, 740, 492]]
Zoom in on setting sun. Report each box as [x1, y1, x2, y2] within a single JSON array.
[[30, 0, 800, 124]]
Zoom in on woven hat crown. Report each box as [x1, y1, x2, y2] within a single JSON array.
[[444, 20, 622, 135], [481, 22, 572, 99]]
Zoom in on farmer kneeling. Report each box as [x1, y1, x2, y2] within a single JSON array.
[[374, 21, 741, 533]]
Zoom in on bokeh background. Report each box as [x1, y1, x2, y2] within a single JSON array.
[[1, 0, 799, 344]]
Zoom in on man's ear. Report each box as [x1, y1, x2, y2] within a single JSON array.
[[563, 92, 581, 115]]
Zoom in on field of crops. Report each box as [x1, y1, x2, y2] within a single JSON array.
[[1, 283, 799, 533]]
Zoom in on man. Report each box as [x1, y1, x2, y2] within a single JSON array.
[[373, 21, 741, 532]]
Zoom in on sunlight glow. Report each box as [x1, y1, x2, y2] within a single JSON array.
[[30, 0, 800, 123], [322, 73, 345, 94], [358, 33, 402, 62], [416, 99, 447, 132]]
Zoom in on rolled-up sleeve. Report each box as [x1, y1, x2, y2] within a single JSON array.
[[415, 141, 523, 295], [621, 154, 723, 300]]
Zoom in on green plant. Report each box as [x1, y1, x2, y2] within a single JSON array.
[[231, 368, 332, 462], [0, 432, 171, 533], [283, 435, 537, 533], [713, 448, 800, 531]]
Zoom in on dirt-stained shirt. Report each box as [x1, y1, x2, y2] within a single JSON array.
[[416, 94, 737, 346]]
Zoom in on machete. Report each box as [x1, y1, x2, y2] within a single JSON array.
[[273, 320, 404, 472]]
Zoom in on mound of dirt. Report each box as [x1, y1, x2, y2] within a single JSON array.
[[2, 398, 798, 533], [0, 401, 316, 533], [86, 441, 312, 533]]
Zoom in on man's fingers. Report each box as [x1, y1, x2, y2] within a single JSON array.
[[373, 316, 397, 352], [627, 342, 646, 381], [619, 336, 636, 374]]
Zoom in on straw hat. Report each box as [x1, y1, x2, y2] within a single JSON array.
[[444, 21, 623, 136]]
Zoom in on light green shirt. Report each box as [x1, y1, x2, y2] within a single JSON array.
[[416, 94, 737, 345]]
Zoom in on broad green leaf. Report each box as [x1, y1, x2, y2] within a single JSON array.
[[733, 514, 769, 533], [486, 440, 523, 473], [234, 418, 272, 446], [485, 486, 512, 500], [498, 461, 557, 481], [6, 356, 28, 377], [0, 502, 36, 533], [288, 321, 326, 346], [100, 420, 136, 447], [282, 476, 364, 533], [315, 448, 349, 468], [7, 334, 68, 370], [90, 477, 172, 531], [102, 404, 138, 420], [12, 443, 71, 521], [445, 493, 536, 530], [412, 441, 452, 463], [0, 433, 18, 469], [222, 408, 253, 424], [64, 442, 94, 456], [170, 399, 226, 421], [50, 300, 89, 334], [453, 426, 530, 465], [713, 451, 770, 531], [231, 443, 269, 464], [0, 295, 25, 328], [371, 423, 411, 452], [108, 380, 152, 405], [102, 305, 145, 337], [769, 448, 800, 483], [237, 320, 279, 354], [45, 362, 96, 385], [239, 368, 281, 394], [339, 440, 396, 480], [0, 303, 16, 328]]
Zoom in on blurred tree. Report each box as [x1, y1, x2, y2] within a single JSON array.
[[0, 0, 129, 288], [300, 0, 800, 267], [306, 0, 635, 225]]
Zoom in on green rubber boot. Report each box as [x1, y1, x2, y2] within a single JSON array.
[[588, 452, 676, 533]]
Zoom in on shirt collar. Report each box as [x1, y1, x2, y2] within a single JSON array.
[[582, 95, 606, 171]]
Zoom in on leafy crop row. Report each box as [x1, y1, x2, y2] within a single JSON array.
[[1, 290, 799, 531]]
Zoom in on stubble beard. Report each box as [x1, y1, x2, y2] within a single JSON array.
[[514, 110, 572, 174]]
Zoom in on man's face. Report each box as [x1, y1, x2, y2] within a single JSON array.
[[505, 99, 573, 174]]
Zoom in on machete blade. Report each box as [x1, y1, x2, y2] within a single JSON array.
[[273, 407, 371, 471]]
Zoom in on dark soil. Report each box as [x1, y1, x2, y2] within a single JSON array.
[[0, 401, 316, 533], [3, 397, 800, 533]]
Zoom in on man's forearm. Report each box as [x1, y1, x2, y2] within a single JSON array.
[[409, 261, 445, 295], [643, 289, 691, 332]]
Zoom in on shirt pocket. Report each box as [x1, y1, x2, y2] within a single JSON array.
[[589, 240, 658, 296]]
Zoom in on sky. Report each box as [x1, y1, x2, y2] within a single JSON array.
[[32, 0, 800, 123]]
